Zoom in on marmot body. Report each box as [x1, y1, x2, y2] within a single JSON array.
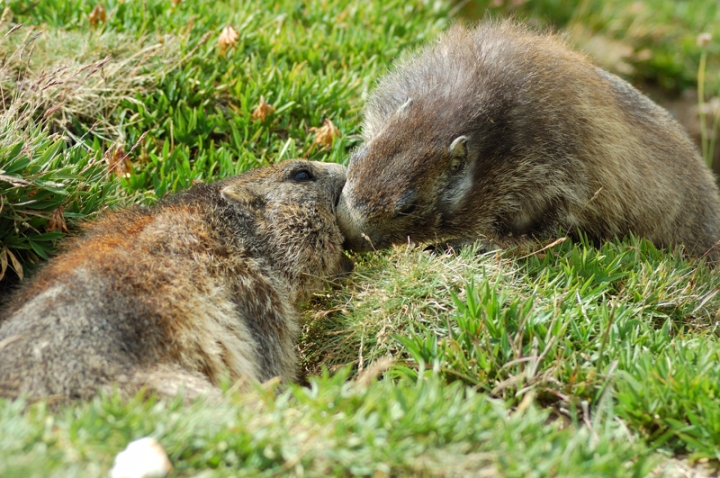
[[0, 160, 351, 401], [337, 22, 720, 256]]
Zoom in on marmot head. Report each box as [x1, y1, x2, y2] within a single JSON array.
[[336, 98, 480, 252], [221, 159, 353, 302]]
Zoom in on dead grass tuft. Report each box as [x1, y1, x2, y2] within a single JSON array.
[[0, 24, 183, 147]]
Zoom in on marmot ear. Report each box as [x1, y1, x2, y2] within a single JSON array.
[[221, 182, 262, 207], [449, 135, 468, 172]]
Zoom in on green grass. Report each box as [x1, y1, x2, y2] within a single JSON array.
[[303, 239, 720, 464], [0, 0, 450, 278], [2, 0, 720, 476], [0, 373, 657, 477]]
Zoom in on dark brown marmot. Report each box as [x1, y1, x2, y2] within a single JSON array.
[[0, 160, 352, 402], [337, 21, 720, 257]]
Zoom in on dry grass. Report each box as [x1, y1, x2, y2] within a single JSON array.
[[0, 23, 183, 146]]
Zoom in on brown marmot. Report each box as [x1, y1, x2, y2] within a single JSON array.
[[337, 21, 720, 257], [0, 160, 352, 402]]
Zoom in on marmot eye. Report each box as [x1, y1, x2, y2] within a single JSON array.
[[397, 204, 417, 217], [293, 169, 313, 181]]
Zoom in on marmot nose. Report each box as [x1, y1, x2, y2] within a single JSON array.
[[336, 175, 348, 204], [321, 162, 347, 208]]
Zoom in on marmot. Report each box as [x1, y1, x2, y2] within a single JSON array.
[[0, 160, 352, 402], [337, 21, 720, 257]]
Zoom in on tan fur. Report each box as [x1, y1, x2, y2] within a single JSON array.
[[337, 21, 720, 257], [0, 160, 352, 402]]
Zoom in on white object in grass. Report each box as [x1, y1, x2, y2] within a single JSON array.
[[109, 437, 172, 478]]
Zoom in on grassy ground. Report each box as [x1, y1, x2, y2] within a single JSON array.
[[1, 0, 720, 476]]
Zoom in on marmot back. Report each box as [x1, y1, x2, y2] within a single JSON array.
[[0, 160, 351, 402], [337, 21, 720, 257]]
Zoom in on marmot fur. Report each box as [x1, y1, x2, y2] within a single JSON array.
[[337, 21, 720, 257], [0, 160, 351, 402]]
